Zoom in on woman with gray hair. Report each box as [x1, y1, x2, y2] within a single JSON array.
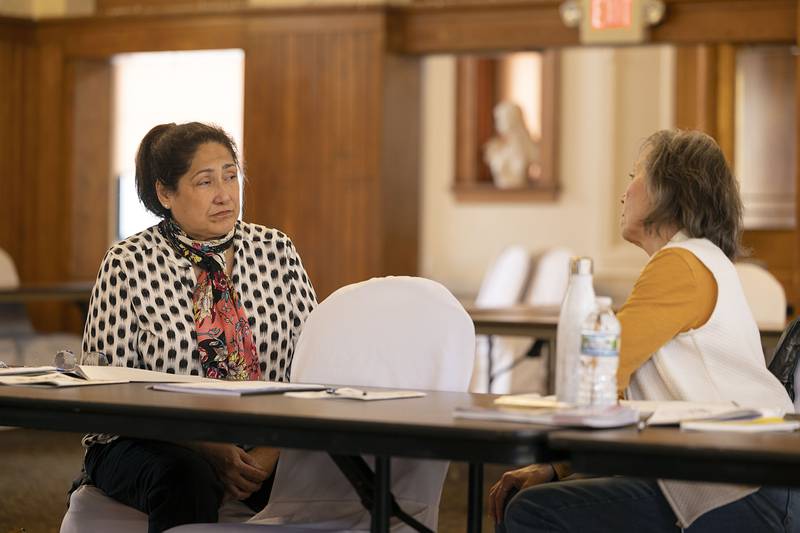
[[490, 129, 797, 532]]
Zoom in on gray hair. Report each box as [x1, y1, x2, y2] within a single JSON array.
[[641, 129, 743, 260]]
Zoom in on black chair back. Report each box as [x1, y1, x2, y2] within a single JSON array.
[[768, 317, 800, 401]]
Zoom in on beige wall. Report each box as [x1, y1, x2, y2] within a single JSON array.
[[420, 46, 675, 302]]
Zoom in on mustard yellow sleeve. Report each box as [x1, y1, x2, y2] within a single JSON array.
[[616, 247, 717, 393]]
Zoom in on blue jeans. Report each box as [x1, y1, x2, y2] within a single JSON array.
[[497, 477, 798, 532]]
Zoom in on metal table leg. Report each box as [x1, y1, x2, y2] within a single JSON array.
[[371, 455, 391, 533], [468, 462, 483, 533], [486, 335, 494, 392]]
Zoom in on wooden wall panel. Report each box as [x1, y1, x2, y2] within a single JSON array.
[[243, 16, 394, 300], [0, 20, 29, 273], [22, 43, 76, 331], [67, 60, 113, 281], [380, 53, 421, 278]]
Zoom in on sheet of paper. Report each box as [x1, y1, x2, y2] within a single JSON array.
[[77, 365, 208, 383], [453, 404, 640, 429], [0, 366, 59, 376], [681, 417, 800, 433], [622, 400, 744, 426], [285, 388, 426, 401], [150, 381, 327, 396], [0, 372, 127, 388], [494, 393, 571, 409]]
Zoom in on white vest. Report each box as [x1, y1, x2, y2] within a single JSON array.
[[627, 235, 793, 527]]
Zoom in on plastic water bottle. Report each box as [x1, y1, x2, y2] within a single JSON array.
[[555, 257, 595, 404], [577, 296, 620, 407]]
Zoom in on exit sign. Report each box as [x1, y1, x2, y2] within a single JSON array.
[[580, 0, 648, 44], [591, 0, 633, 30]]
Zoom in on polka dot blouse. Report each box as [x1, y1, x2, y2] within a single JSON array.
[[81, 220, 317, 381]]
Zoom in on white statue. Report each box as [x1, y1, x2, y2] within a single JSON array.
[[483, 101, 540, 189]]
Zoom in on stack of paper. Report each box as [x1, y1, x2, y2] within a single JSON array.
[[453, 404, 639, 428], [679, 411, 800, 433], [286, 387, 425, 401], [0, 365, 207, 388], [150, 381, 327, 396]]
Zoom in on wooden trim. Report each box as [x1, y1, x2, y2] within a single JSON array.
[[36, 12, 247, 57], [651, 0, 796, 44], [389, 0, 795, 54], [387, 2, 577, 54], [455, 57, 496, 186], [0, 16, 34, 45], [715, 43, 737, 164], [675, 45, 718, 133], [539, 49, 559, 197], [452, 182, 559, 203], [96, 0, 246, 16]]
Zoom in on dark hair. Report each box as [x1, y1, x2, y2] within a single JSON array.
[[641, 129, 743, 260], [135, 122, 240, 219]]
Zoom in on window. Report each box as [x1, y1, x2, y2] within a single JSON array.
[[112, 49, 245, 239], [735, 45, 796, 229]]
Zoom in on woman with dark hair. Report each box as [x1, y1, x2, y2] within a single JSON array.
[[80, 122, 317, 533], [490, 130, 796, 532]]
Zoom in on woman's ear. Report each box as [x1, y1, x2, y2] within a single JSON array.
[[155, 181, 173, 211]]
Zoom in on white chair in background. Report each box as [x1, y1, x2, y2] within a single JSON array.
[[501, 247, 573, 393], [0, 247, 81, 367], [524, 247, 573, 308], [471, 246, 531, 393], [735, 262, 787, 331]]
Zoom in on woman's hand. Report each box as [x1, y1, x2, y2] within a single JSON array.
[[488, 463, 555, 524], [190, 442, 269, 501], [248, 446, 280, 477]]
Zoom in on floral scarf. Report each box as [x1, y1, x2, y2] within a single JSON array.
[[158, 219, 261, 381]]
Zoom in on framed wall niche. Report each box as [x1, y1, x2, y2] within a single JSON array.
[[454, 49, 560, 202]]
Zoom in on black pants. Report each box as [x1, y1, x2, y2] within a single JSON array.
[[84, 438, 272, 533]]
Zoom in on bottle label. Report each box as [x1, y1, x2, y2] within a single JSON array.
[[580, 332, 619, 357]]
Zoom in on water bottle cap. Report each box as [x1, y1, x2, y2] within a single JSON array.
[[570, 257, 593, 275], [595, 296, 613, 309]]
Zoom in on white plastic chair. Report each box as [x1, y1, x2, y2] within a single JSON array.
[[471, 246, 531, 393], [735, 262, 787, 331], [168, 276, 476, 532]]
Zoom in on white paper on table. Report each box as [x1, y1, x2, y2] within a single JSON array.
[[622, 400, 755, 426], [285, 387, 426, 401], [150, 380, 327, 396], [77, 366, 208, 383], [494, 393, 571, 409]]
